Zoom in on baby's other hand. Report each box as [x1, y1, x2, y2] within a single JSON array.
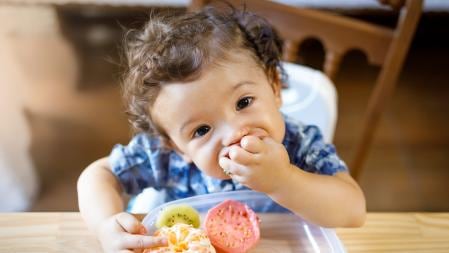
[[97, 212, 167, 253]]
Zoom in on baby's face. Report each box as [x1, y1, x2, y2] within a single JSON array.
[[151, 53, 285, 179]]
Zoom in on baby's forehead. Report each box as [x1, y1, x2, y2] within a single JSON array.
[[153, 56, 265, 110], [186, 60, 264, 90], [193, 51, 264, 78]]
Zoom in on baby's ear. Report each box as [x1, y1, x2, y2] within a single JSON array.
[[273, 80, 283, 108], [166, 140, 193, 163]]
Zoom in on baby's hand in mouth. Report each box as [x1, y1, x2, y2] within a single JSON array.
[[219, 129, 269, 171], [219, 142, 240, 160], [239, 134, 267, 155]]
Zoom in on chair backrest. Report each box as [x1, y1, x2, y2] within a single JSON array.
[[189, 0, 423, 181]]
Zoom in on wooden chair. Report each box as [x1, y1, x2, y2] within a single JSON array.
[[189, 0, 423, 181]]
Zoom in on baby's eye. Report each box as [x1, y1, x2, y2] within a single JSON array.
[[236, 96, 254, 111], [193, 125, 211, 138]]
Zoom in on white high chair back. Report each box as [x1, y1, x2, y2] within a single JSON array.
[[281, 62, 337, 143]]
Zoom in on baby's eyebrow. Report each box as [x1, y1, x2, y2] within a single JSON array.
[[179, 116, 201, 136], [232, 81, 256, 90]]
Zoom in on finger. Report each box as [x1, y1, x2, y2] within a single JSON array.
[[241, 135, 265, 154], [220, 157, 249, 177], [219, 157, 235, 176], [262, 136, 278, 145], [228, 173, 246, 185], [115, 212, 144, 234], [119, 234, 167, 249], [219, 156, 234, 177], [219, 156, 231, 171], [228, 145, 254, 165]]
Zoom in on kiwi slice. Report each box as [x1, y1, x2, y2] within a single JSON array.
[[155, 204, 200, 229]]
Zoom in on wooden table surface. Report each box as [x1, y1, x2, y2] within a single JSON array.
[[0, 212, 448, 253]]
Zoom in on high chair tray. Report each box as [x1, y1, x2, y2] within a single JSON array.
[[142, 190, 346, 252]]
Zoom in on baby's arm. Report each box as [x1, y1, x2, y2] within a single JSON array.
[[77, 157, 167, 252], [269, 167, 366, 228], [77, 157, 125, 230], [219, 136, 365, 228]]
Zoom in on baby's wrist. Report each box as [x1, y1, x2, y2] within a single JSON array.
[[269, 164, 298, 195]]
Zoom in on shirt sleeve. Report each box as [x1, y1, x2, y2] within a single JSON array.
[[108, 134, 169, 195], [293, 124, 348, 175]]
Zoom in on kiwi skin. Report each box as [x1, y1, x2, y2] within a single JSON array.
[[155, 204, 200, 229]]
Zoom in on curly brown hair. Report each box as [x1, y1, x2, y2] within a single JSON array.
[[122, 5, 285, 142]]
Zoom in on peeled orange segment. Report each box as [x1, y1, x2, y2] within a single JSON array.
[[144, 223, 216, 253], [204, 200, 260, 253]]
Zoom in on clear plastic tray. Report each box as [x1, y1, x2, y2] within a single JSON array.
[[142, 190, 346, 253]]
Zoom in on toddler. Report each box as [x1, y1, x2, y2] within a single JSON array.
[[77, 5, 366, 253]]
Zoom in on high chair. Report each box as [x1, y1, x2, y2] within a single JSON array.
[[189, 0, 423, 181]]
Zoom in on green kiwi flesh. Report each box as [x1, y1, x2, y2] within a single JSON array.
[[155, 204, 200, 229]]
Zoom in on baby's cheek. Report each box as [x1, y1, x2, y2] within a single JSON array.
[[192, 141, 232, 179], [193, 149, 221, 173]]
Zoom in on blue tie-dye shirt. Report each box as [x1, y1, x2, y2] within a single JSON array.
[[109, 115, 347, 203]]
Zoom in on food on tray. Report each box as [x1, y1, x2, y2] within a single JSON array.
[[204, 200, 260, 253], [144, 223, 216, 253], [155, 204, 201, 229]]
